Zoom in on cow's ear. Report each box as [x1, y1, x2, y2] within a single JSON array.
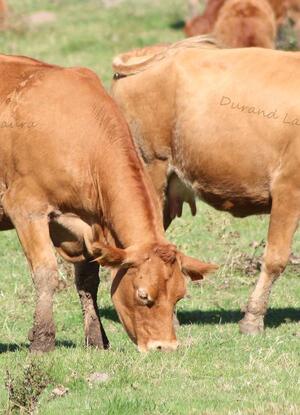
[[179, 254, 218, 281], [91, 242, 128, 268], [90, 225, 140, 268]]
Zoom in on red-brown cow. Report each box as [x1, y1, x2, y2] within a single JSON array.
[[0, 54, 216, 353]]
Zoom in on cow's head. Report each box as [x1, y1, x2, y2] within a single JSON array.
[[91, 226, 217, 352]]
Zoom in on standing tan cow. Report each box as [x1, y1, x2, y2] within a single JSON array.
[[0, 54, 216, 353], [112, 37, 300, 335]]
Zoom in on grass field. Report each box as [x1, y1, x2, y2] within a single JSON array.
[[0, 0, 299, 414]]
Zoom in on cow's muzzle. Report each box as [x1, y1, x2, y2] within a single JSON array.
[[138, 340, 179, 352]]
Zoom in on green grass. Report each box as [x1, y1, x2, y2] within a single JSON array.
[[0, 1, 299, 414]]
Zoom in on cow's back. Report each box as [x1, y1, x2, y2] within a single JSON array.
[[0, 55, 122, 216]]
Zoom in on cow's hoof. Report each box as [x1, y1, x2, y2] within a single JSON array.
[[85, 341, 110, 350], [85, 335, 110, 350], [85, 320, 110, 349], [29, 339, 55, 353], [239, 316, 264, 335], [28, 328, 55, 353]]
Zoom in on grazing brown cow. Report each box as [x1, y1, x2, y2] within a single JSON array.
[[212, 0, 276, 48], [0, 54, 216, 353], [112, 36, 300, 335]]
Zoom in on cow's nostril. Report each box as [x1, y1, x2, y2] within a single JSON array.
[[146, 340, 179, 352], [137, 288, 154, 306], [137, 288, 148, 300]]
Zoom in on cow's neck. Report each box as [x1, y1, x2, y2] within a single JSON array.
[[114, 66, 176, 166], [92, 122, 165, 248], [112, 68, 177, 206], [101, 181, 164, 248]]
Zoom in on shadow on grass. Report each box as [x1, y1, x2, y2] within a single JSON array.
[[101, 307, 119, 322], [0, 343, 27, 354], [56, 340, 76, 349], [101, 306, 299, 328], [178, 307, 300, 328], [0, 340, 76, 354]]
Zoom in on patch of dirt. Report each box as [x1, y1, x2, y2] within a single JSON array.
[[87, 372, 110, 385], [25, 11, 57, 28], [51, 385, 69, 398]]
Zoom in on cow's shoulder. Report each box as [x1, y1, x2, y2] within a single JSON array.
[[57, 66, 106, 98], [62, 66, 101, 85]]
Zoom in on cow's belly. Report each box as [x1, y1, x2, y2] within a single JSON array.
[[187, 168, 272, 217], [172, 123, 277, 217], [197, 188, 271, 217], [170, 65, 300, 218]]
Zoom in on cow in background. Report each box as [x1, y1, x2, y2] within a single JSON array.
[[185, 0, 288, 49], [213, 0, 276, 48]]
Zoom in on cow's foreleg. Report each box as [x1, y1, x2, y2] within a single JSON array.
[[239, 190, 299, 334], [75, 261, 109, 349], [3, 201, 58, 352]]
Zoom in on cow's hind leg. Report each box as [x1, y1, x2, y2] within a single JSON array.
[[3, 192, 59, 352], [75, 261, 109, 349], [239, 187, 300, 334]]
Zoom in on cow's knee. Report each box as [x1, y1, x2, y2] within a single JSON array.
[[34, 265, 59, 289], [263, 253, 289, 279], [239, 252, 288, 336]]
